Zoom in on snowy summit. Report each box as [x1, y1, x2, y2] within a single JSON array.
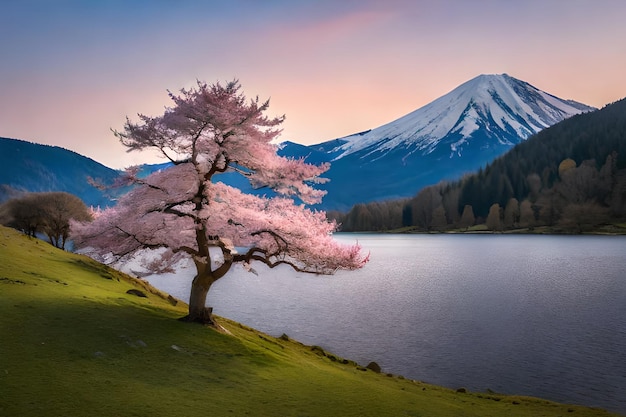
[[327, 73, 594, 161]]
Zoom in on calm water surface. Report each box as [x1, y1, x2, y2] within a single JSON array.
[[146, 234, 626, 414]]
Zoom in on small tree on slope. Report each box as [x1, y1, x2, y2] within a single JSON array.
[[71, 80, 368, 324]]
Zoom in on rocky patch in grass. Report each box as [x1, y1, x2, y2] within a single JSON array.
[[0, 277, 26, 285]]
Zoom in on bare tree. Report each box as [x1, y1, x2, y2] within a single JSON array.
[[459, 205, 475, 230], [39, 192, 92, 249], [519, 199, 535, 228], [503, 198, 520, 229], [486, 203, 502, 231], [1, 192, 92, 248]]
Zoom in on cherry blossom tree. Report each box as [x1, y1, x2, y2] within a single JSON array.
[[71, 80, 368, 324]]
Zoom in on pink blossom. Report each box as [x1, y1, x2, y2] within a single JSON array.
[[72, 80, 367, 324]]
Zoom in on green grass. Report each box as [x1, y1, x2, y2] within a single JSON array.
[[0, 226, 621, 417]]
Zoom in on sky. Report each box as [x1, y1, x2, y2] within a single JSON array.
[[2, 0, 626, 169]]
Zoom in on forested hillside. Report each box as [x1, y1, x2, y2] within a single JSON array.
[[0, 137, 120, 207], [333, 97, 626, 233]]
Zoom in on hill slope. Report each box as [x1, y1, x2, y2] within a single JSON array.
[[0, 137, 120, 206], [456, 96, 626, 218], [0, 226, 619, 416]]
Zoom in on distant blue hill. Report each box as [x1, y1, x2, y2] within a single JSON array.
[[0, 137, 120, 207]]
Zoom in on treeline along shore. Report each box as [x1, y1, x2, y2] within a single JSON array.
[[329, 97, 626, 234]]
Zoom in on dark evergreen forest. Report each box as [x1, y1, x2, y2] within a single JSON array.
[[331, 97, 626, 233]]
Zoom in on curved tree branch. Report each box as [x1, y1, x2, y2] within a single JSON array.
[[233, 250, 311, 274], [250, 229, 289, 252]]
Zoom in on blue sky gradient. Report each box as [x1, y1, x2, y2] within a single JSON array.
[[2, 0, 625, 168]]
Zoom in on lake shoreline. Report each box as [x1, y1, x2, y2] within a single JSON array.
[[173, 233, 626, 415], [370, 223, 626, 235]]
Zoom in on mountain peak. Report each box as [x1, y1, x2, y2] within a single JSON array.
[[327, 73, 595, 161]]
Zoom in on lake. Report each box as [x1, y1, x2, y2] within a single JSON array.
[[145, 234, 626, 414]]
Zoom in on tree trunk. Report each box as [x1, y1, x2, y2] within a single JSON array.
[[181, 273, 216, 325]]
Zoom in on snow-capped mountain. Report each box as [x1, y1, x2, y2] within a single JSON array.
[[326, 74, 593, 161], [300, 73, 595, 210]]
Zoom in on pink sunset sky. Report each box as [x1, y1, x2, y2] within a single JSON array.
[[2, 0, 625, 169]]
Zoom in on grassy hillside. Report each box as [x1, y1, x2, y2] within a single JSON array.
[[0, 225, 620, 417]]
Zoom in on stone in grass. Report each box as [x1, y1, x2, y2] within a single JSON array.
[[311, 346, 326, 356], [126, 289, 147, 298], [366, 361, 381, 373]]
